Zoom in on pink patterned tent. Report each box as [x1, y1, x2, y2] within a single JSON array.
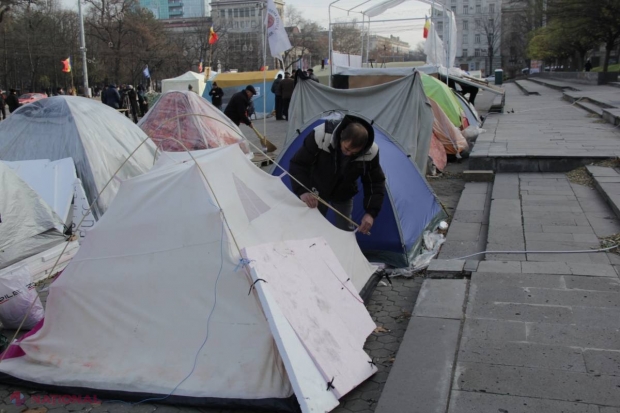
[[138, 90, 246, 152]]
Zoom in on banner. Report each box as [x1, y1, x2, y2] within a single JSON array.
[[265, 0, 291, 58]]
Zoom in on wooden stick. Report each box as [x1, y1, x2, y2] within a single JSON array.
[[250, 124, 277, 153]]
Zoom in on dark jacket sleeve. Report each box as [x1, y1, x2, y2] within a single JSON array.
[[361, 152, 386, 218], [231, 94, 252, 125], [288, 131, 320, 197]]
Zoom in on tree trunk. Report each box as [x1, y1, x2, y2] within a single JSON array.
[[603, 41, 612, 73]]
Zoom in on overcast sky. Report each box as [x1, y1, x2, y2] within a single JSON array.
[[61, 0, 431, 49]]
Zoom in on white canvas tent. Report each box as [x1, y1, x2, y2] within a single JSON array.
[[0, 162, 66, 269], [0, 144, 377, 412], [161, 71, 206, 96]]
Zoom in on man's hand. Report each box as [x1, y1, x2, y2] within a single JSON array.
[[359, 213, 374, 235], [300, 192, 318, 208]]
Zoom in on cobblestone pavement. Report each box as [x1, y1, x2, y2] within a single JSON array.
[[0, 277, 423, 413]]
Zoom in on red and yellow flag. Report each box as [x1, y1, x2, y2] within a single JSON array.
[[198, 60, 203, 73], [61, 57, 71, 73], [423, 17, 430, 39], [208, 26, 218, 45]]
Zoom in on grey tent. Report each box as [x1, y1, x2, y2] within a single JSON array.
[[0, 96, 156, 218], [286, 72, 433, 173], [0, 162, 66, 269]]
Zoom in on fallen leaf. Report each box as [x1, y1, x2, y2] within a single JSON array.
[[373, 326, 390, 333]]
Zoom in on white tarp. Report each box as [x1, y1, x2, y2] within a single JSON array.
[[286, 73, 433, 173], [0, 162, 66, 269], [332, 52, 363, 68], [3, 158, 76, 225], [0, 96, 156, 219], [0, 145, 376, 410], [161, 71, 206, 96]]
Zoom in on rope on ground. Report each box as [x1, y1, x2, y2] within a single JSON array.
[[451, 244, 619, 261]]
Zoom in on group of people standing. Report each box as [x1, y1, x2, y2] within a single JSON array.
[[101, 84, 149, 123], [0, 89, 20, 120], [271, 68, 319, 121]]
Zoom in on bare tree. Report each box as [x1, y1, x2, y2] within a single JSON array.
[[332, 20, 361, 55], [281, 5, 322, 71], [475, 11, 501, 74]]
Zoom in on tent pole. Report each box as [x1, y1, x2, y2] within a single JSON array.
[[366, 17, 370, 66], [262, 1, 267, 141]]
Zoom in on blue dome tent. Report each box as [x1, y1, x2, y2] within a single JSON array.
[[273, 112, 445, 268]]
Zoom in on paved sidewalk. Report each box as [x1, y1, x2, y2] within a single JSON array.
[[450, 172, 620, 412], [471, 83, 620, 171]]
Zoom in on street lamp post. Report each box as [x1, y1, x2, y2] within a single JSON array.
[[77, 0, 90, 97]]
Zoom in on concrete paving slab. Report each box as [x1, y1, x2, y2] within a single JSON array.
[[472, 272, 565, 289], [374, 317, 461, 413], [413, 280, 467, 320], [461, 318, 526, 343], [477, 260, 522, 273], [427, 259, 465, 273], [521, 261, 571, 274], [448, 390, 599, 413], [564, 275, 620, 292], [583, 349, 620, 376], [446, 222, 482, 241], [527, 322, 620, 350], [452, 210, 487, 223], [567, 262, 618, 277], [458, 338, 586, 372], [454, 362, 620, 406]]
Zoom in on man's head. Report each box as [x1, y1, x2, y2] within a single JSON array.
[[284, 72, 291, 78], [212, 82, 218, 87], [277, 74, 282, 79], [340, 122, 368, 156], [245, 85, 257, 97], [188, 84, 193, 91], [307, 68, 314, 74]]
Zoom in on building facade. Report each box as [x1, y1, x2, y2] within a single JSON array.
[[209, 0, 285, 72], [367, 35, 410, 63], [140, 0, 209, 19], [436, 0, 502, 75]]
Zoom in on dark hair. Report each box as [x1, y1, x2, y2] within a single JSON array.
[[340, 122, 368, 149]]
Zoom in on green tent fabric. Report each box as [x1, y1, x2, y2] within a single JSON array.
[[420, 72, 463, 127]]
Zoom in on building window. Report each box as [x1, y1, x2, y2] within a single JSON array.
[[234, 21, 238, 28], [475, 4, 481, 13], [251, 20, 256, 28], [220, 9, 225, 17], [462, 49, 468, 57], [462, 33, 468, 43], [475, 34, 480, 43], [475, 48, 480, 57], [233, 8, 238, 17], [437, 22, 443, 32], [228, 8, 232, 17], [251, 8, 255, 16], [475, 18, 481, 28], [463, 6, 469, 14], [488, 18, 494, 27], [489, 3, 495, 13], [463, 20, 468, 30], [451, 5, 456, 12]]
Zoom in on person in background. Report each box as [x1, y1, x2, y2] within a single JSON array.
[[137, 84, 148, 116], [127, 85, 140, 123], [188, 84, 197, 93], [224, 85, 256, 127], [271, 74, 283, 120], [277, 72, 295, 120], [209, 82, 224, 110], [0, 90, 6, 120], [289, 115, 386, 234], [56, 87, 65, 95], [585, 59, 593, 72], [307, 68, 319, 82], [104, 84, 121, 110], [6, 89, 20, 113]]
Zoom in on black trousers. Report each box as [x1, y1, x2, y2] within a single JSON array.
[[275, 95, 283, 119], [282, 98, 291, 120]]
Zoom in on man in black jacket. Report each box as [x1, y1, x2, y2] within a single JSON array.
[[224, 85, 256, 127], [208, 82, 224, 110], [6, 89, 20, 113], [289, 115, 386, 234]]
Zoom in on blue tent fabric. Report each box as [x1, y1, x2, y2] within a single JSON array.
[[273, 116, 445, 268]]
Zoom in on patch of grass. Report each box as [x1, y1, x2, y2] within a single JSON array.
[[592, 63, 620, 73], [565, 158, 620, 187], [600, 233, 620, 254]]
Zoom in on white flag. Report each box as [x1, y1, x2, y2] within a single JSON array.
[[265, 0, 291, 58]]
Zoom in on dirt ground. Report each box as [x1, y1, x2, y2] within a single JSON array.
[[426, 158, 468, 220]]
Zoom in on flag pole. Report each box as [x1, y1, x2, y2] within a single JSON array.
[[262, 0, 267, 145]]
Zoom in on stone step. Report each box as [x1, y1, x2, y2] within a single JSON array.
[[586, 165, 620, 221], [375, 279, 467, 413], [609, 82, 620, 89], [527, 77, 580, 91], [514, 80, 541, 96], [574, 100, 605, 117]]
